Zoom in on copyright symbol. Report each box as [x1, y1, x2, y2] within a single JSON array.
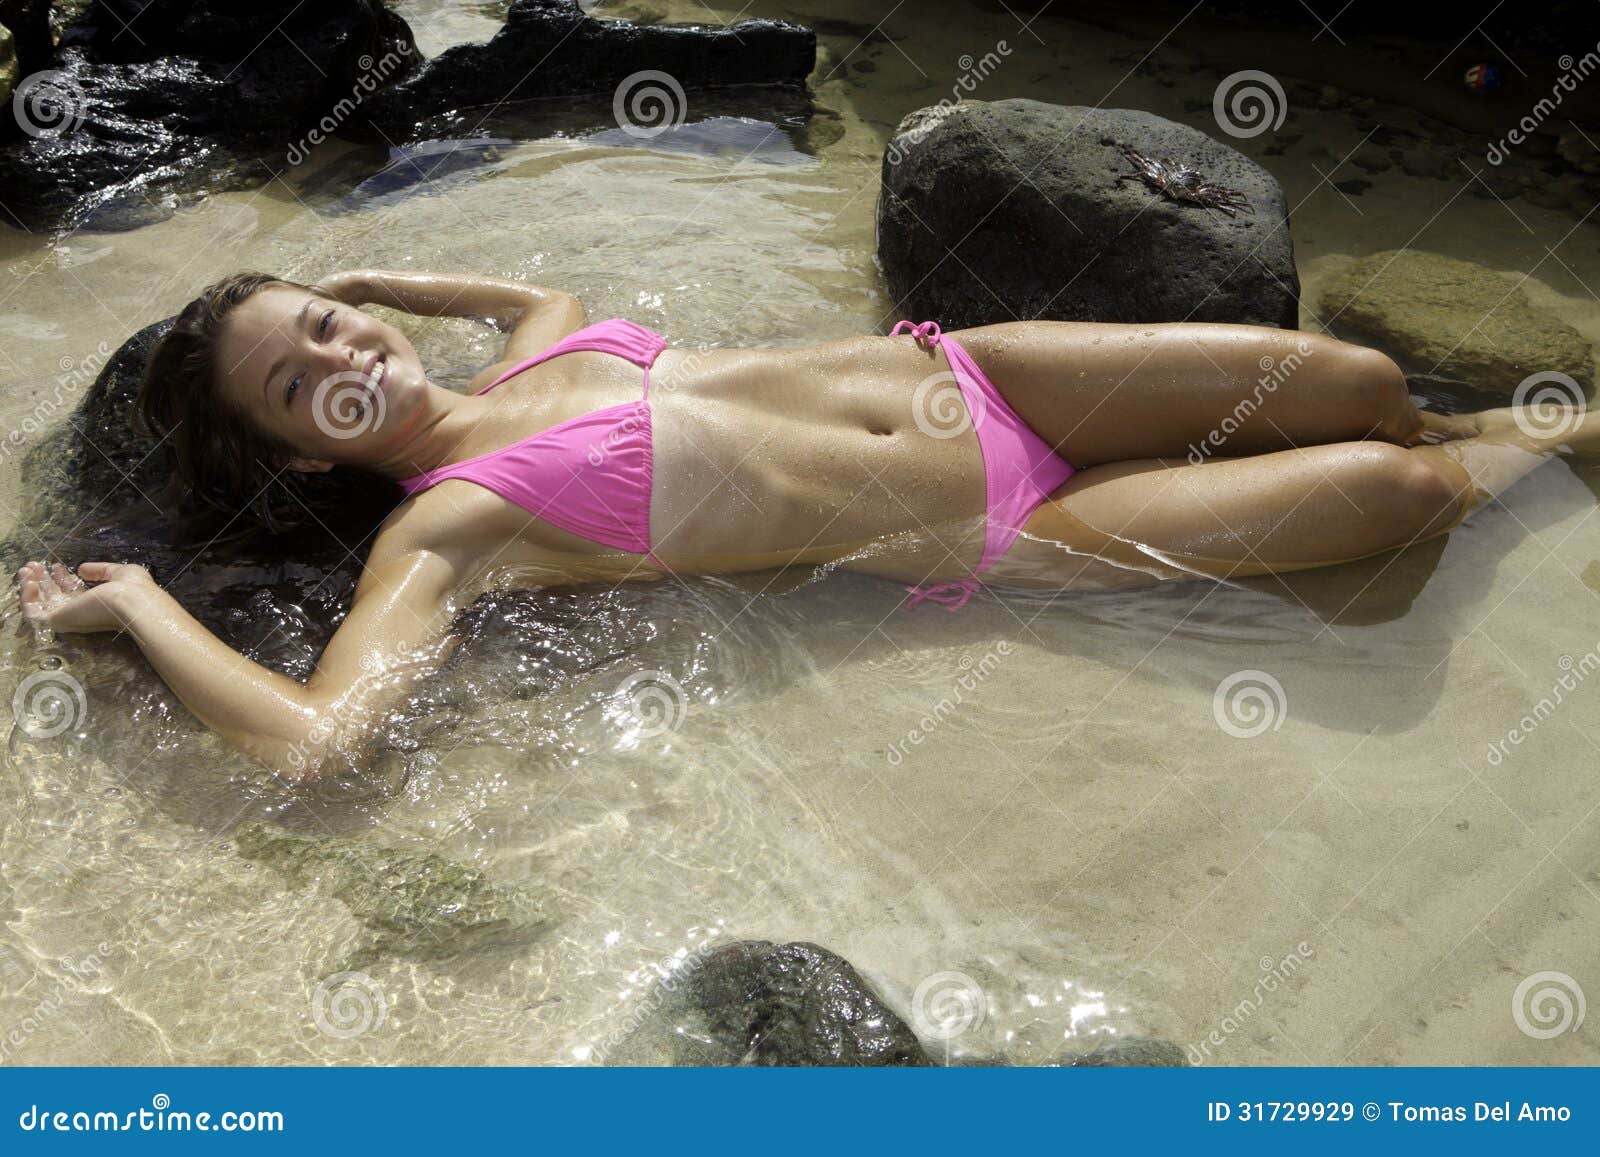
[[1362, 1102, 1380, 1121]]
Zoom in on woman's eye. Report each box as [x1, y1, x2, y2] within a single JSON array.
[[318, 309, 334, 337], [287, 374, 302, 404]]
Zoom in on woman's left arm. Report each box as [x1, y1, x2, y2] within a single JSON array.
[[316, 269, 585, 339]]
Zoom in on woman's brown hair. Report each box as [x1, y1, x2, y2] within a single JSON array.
[[134, 271, 397, 533]]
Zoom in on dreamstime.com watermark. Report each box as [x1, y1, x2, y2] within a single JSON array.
[[1510, 370, 1587, 442], [1213, 70, 1287, 139], [885, 40, 1012, 165], [286, 45, 411, 166], [17, 1094, 283, 1133], [281, 642, 419, 775], [0, 943, 114, 1063], [1485, 643, 1599, 765], [1212, 669, 1287, 738], [1186, 942, 1314, 1065], [612, 70, 689, 139], [11, 69, 86, 138], [587, 350, 711, 465], [1, 343, 114, 465], [610, 668, 689, 740], [1187, 341, 1314, 464], [311, 971, 387, 1039], [911, 969, 988, 1042], [1487, 42, 1600, 164], [885, 641, 1014, 765], [10, 668, 88, 740], [1512, 970, 1585, 1040], [584, 931, 726, 1063]]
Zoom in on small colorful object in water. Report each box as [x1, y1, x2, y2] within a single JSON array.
[[1463, 62, 1504, 93]]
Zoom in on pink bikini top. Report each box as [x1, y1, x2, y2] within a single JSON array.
[[398, 319, 672, 570]]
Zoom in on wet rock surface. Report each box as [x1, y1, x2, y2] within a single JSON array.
[[605, 938, 1188, 1067], [608, 940, 932, 1065], [233, 822, 552, 969], [358, 0, 815, 143], [1319, 249, 1595, 398], [877, 99, 1299, 330], [0, 0, 815, 232], [0, 0, 419, 231]]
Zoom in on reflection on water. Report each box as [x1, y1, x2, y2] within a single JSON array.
[[2, 0, 1600, 1066]]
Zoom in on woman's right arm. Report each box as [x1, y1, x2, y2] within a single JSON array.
[[18, 531, 471, 782]]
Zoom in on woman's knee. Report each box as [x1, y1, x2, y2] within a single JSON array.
[[1338, 344, 1417, 437], [1338, 443, 1463, 537]]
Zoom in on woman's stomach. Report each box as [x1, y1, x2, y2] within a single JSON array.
[[647, 342, 988, 562]]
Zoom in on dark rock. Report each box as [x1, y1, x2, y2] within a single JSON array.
[[606, 940, 932, 1066], [1057, 1036, 1188, 1066], [0, 0, 50, 75], [876, 99, 1299, 330], [0, 23, 17, 107], [0, 0, 419, 231], [1332, 178, 1371, 195], [356, 0, 814, 144]]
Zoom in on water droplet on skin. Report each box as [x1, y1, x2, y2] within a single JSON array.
[[39, 655, 62, 670]]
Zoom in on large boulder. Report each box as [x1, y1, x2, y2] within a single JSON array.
[[1319, 249, 1595, 399], [0, 0, 419, 230], [357, 0, 815, 142], [876, 99, 1299, 329]]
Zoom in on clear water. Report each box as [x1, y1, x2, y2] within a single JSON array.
[[2, 1, 1598, 1066]]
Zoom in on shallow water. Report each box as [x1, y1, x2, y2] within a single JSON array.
[[2, 1, 1599, 1065]]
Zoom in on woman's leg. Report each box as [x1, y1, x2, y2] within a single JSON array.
[[942, 321, 1433, 468], [986, 407, 1578, 590]]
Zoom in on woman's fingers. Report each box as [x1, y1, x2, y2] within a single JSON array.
[[75, 561, 118, 581]]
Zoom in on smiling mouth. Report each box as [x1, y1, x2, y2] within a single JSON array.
[[365, 354, 386, 395]]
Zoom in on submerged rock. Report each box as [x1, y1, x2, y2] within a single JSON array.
[[234, 822, 551, 968], [1319, 250, 1595, 398], [1056, 1036, 1188, 1066], [356, 0, 814, 143], [607, 940, 932, 1065], [876, 99, 1299, 330], [604, 938, 1190, 1067], [0, 0, 419, 231]]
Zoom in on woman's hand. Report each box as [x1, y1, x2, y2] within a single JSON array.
[[17, 560, 155, 633]]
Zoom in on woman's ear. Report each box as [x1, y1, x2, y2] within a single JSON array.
[[286, 457, 335, 474]]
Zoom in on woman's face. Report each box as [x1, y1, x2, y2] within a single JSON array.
[[214, 286, 429, 470]]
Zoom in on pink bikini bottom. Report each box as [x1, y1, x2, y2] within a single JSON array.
[[892, 319, 1078, 611]]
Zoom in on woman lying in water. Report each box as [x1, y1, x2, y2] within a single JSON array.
[[14, 270, 1589, 780]]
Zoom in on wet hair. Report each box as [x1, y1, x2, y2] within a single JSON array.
[[135, 271, 398, 534]]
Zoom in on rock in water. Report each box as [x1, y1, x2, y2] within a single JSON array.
[[1057, 1036, 1188, 1066], [357, 0, 814, 143], [233, 823, 551, 968], [606, 940, 932, 1065], [0, 0, 419, 231], [876, 99, 1299, 329], [1319, 250, 1595, 399]]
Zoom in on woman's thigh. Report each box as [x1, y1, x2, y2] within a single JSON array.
[[984, 440, 1463, 591], [943, 320, 1420, 468]]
